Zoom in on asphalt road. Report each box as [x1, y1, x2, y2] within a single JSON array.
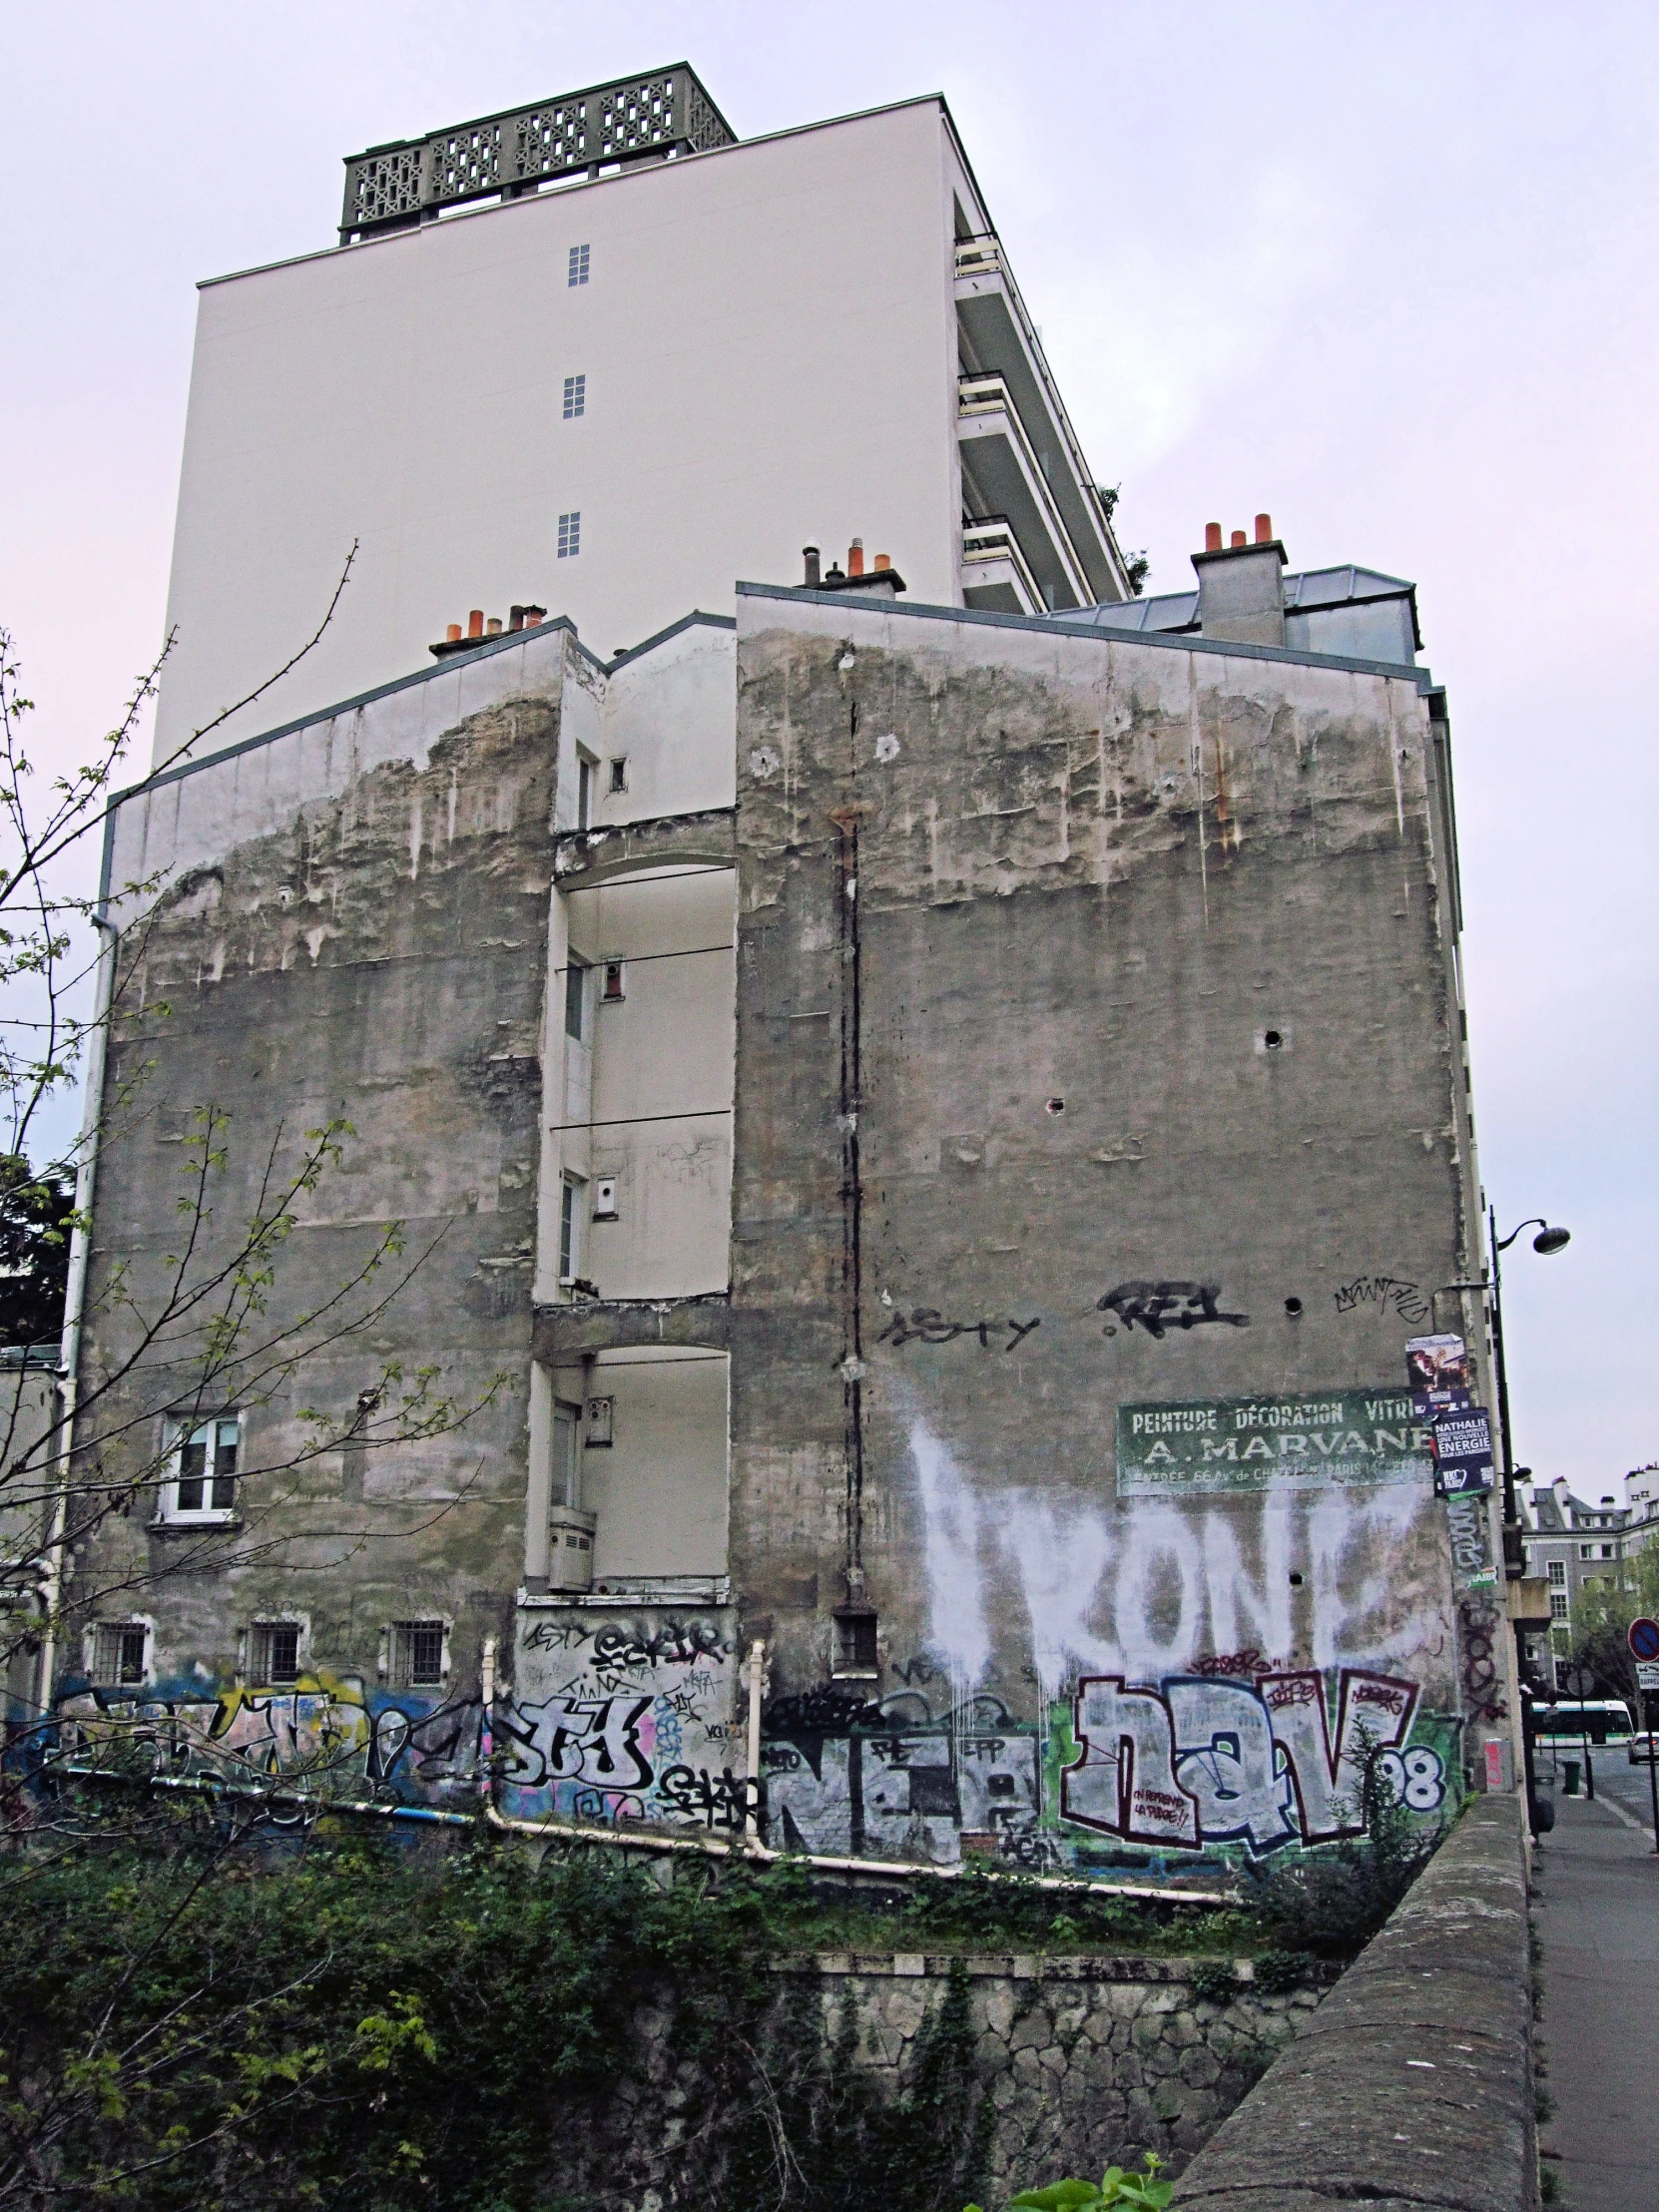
[[1533, 1788, 1659, 2209]]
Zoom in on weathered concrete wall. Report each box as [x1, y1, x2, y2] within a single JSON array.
[[1169, 1795, 1535, 2211], [573, 1949, 1331, 2209], [731, 591, 1495, 1877], [61, 625, 579, 1797]]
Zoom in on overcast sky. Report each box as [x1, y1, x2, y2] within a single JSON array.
[[4, 3, 1654, 1486]]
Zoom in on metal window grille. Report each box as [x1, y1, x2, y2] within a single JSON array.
[[558, 510, 581, 559], [174, 1416, 239, 1513], [564, 960, 586, 1040], [92, 1622, 147, 1686], [563, 373, 586, 419], [251, 1621, 301, 1684], [391, 1620, 445, 1688], [569, 243, 591, 285]]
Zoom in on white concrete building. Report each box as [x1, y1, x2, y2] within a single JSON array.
[[152, 68, 1131, 770]]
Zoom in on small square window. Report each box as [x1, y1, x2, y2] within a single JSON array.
[[558, 510, 581, 559], [563, 373, 586, 419], [390, 1620, 446, 1689], [602, 961, 625, 1002], [607, 757, 628, 794], [568, 243, 590, 286], [167, 1415, 240, 1519], [91, 1622, 148, 1687], [250, 1621, 301, 1685], [833, 1606, 878, 1676]]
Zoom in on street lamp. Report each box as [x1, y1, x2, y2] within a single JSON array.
[[1489, 1211, 1571, 1547]]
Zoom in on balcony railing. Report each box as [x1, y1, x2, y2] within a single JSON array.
[[957, 374, 1093, 604], [960, 517, 1044, 614], [339, 67, 736, 242]]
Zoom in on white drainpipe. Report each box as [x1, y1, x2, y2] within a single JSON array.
[[34, 913, 118, 1725], [744, 1638, 767, 1842]]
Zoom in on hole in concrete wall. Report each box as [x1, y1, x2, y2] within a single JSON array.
[[1264, 1029, 1284, 1051], [1289, 1571, 1305, 1587], [1284, 1296, 1304, 1317], [1045, 1098, 1065, 1116]]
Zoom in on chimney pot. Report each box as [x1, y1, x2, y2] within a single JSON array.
[[1230, 530, 1247, 549], [508, 604, 525, 632], [467, 610, 484, 639], [486, 617, 503, 637], [446, 624, 462, 643], [1254, 512, 1273, 544], [524, 605, 545, 626], [804, 545, 822, 587], [1205, 522, 1223, 553], [847, 539, 864, 577], [873, 553, 891, 572]]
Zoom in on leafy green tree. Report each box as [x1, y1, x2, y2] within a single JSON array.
[[1570, 1541, 1659, 1708], [0, 1154, 74, 1349]]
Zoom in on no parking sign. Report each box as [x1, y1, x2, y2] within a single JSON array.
[[1629, 1619, 1659, 1663]]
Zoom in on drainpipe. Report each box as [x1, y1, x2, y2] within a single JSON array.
[[744, 1638, 767, 1846], [33, 911, 119, 1730], [478, 1634, 497, 1807]]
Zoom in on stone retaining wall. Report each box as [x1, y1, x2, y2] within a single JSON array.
[[592, 1951, 1336, 2210], [1169, 1797, 1535, 2212]]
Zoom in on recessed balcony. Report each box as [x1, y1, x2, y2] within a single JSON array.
[[960, 516, 1045, 617], [955, 235, 1125, 606], [957, 374, 1092, 612]]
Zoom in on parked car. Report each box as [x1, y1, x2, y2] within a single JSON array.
[[1628, 1733, 1659, 1765]]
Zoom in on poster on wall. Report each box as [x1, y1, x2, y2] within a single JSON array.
[[1115, 1388, 1433, 1496], [1406, 1333, 1473, 1414], [1431, 1405, 1495, 1495]]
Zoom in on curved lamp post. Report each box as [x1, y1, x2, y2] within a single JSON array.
[[1489, 1210, 1571, 1547]]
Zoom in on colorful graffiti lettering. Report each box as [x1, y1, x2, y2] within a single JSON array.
[[1062, 1666, 1434, 1854]]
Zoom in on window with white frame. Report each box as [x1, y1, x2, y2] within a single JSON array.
[[568, 243, 590, 286], [558, 510, 581, 559], [564, 957, 587, 1041], [559, 1173, 584, 1284], [1547, 1560, 1565, 1586], [389, 1619, 446, 1689], [90, 1620, 148, 1686], [1549, 1592, 1569, 1620], [563, 373, 586, 419], [162, 1414, 240, 1520], [249, 1620, 302, 1685], [1580, 1543, 1594, 1559]]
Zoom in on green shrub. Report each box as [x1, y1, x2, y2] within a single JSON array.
[[1188, 1959, 1240, 2004], [1251, 1948, 1313, 1993]]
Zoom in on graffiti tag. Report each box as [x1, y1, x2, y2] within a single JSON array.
[[1334, 1275, 1430, 1324], [1098, 1283, 1249, 1340], [876, 1309, 1041, 1352]]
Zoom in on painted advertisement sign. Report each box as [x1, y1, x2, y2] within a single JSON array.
[[1116, 1390, 1434, 1496]]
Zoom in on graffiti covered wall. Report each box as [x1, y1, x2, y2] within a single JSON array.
[[731, 593, 1491, 1879]]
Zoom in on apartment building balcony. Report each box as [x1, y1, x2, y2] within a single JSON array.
[[954, 235, 1125, 605], [960, 516, 1045, 617], [957, 374, 1093, 612]]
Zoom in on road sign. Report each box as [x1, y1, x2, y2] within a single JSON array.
[[1637, 1662, 1659, 1693], [1562, 1666, 1598, 1699], [1629, 1618, 1659, 1662]]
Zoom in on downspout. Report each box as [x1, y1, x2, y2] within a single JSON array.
[[34, 911, 118, 1729], [744, 1638, 766, 1846]]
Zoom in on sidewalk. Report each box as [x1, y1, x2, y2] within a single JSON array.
[[1533, 1790, 1659, 2208]]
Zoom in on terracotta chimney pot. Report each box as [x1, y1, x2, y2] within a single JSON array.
[[1254, 512, 1273, 544], [467, 610, 484, 639], [1230, 529, 1247, 549], [445, 624, 462, 644], [1205, 522, 1223, 553], [847, 539, 865, 577]]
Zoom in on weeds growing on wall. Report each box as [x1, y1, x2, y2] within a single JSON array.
[[1239, 1737, 1442, 1955]]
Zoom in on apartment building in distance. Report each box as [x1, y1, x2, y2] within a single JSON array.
[[29, 67, 1517, 1879], [1524, 1473, 1659, 1690]]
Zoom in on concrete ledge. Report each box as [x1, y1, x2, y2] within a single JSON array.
[[1170, 1795, 1535, 2212], [533, 1292, 731, 1360]]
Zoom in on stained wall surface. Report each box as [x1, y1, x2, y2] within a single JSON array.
[[730, 590, 1495, 1877]]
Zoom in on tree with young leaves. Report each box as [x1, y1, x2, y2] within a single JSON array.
[[1569, 1538, 1659, 1708], [0, 560, 508, 1758]]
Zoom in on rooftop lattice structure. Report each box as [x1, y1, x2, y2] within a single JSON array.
[[339, 66, 736, 243]]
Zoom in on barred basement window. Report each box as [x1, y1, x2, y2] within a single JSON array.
[[563, 373, 586, 419], [250, 1621, 301, 1685], [390, 1620, 446, 1688], [558, 510, 581, 559], [568, 243, 590, 286], [91, 1622, 148, 1687]]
